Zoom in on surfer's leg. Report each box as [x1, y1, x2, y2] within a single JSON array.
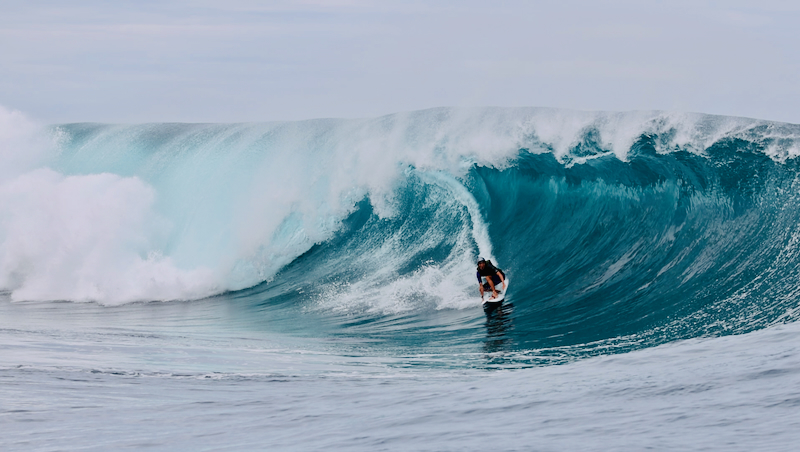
[[491, 274, 505, 292], [486, 277, 497, 297]]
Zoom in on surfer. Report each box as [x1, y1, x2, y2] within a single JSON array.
[[477, 257, 506, 301]]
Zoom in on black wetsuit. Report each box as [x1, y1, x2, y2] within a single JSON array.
[[476, 260, 504, 288]]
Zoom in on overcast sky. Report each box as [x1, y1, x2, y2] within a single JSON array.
[[1, 0, 798, 124]]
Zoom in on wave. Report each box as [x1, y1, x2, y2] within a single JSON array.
[[2, 105, 800, 356]]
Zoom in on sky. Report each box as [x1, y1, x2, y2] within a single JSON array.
[[1, 0, 799, 124]]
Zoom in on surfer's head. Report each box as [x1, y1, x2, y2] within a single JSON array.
[[477, 257, 486, 268]]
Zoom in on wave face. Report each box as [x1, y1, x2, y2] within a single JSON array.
[[2, 106, 800, 361]]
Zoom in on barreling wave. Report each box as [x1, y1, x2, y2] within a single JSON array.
[[2, 105, 800, 358]]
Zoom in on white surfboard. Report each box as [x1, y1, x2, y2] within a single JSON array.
[[482, 277, 509, 304]]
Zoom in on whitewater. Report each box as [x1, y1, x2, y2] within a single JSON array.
[[2, 105, 800, 450]]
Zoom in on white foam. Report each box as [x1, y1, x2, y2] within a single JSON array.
[[0, 168, 218, 304], [0, 106, 54, 182]]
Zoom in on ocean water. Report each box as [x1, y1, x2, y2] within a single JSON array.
[[2, 106, 800, 450]]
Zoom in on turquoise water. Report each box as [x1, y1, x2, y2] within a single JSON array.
[[2, 107, 800, 450]]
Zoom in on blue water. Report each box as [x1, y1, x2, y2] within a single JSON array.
[[2, 107, 800, 450]]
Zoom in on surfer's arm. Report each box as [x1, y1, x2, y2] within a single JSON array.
[[478, 282, 485, 300]]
